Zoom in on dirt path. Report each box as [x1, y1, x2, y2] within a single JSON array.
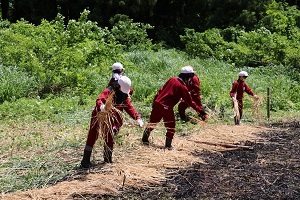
[[2, 122, 299, 199]]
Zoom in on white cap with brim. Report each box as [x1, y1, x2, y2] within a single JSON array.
[[112, 62, 124, 70], [181, 66, 194, 73], [118, 76, 131, 94], [238, 71, 249, 77]]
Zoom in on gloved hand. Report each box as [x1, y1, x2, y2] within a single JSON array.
[[199, 110, 207, 116], [137, 119, 144, 127], [198, 110, 208, 122], [100, 104, 105, 111], [201, 114, 208, 122], [231, 97, 236, 101], [254, 95, 259, 99]]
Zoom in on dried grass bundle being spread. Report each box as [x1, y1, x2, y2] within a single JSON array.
[[252, 95, 263, 120], [94, 91, 124, 146]]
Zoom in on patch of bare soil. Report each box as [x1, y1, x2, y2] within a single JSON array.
[[2, 121, 299, 200]]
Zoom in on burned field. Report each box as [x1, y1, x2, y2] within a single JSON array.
[[121, 121, 300, 199]]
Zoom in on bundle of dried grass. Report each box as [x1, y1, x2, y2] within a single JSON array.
[[233, 99, 240, 121], [94, 91, 124, 146], [252, 95, 263, 121]]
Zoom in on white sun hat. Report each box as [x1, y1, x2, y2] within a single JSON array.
[[118, 76, 131, 94], [112, 62, 124, 70], [181, 66, 194, 74], [238, 71, 249, 77]]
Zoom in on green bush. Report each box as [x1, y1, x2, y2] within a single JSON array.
[[0, 10, 156, 100], [110, 14, 154, 51]]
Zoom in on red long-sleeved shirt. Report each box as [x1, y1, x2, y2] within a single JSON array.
[[187, 75, 202, 108], [95, 88, 140, 120], [230, 79, 254, 100], [153, 77, 202, 113]]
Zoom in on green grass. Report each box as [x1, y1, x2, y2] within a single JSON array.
[[0, 49, 299, 194]]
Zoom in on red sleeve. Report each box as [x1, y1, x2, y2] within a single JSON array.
[[189, 76, 202, 108], [244, 83, 254, 96], [189, 76, 200, 95], [96, 88, 111, 108], [230, 81, 238, 98], [123, 98, 140, 120], [180, 84, 202, 113]]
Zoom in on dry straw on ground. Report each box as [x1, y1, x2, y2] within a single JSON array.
[[2, 121, 272, 200]]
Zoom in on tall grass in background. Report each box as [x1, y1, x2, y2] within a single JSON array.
[[124, 49, 300, 120], [1, 49, 299, 122], [0, 65, 37, 103]]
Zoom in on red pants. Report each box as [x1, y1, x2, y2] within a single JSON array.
[[236, 99, 244, 119], [147, 102, 176, 139], [85, 108, 123, 150]]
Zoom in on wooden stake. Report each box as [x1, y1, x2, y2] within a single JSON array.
[[267, 88, 270, 120]]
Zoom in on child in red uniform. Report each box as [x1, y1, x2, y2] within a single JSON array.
[[107, 62, 134, 95], [178, 66, 207, 122], [230, 71, 258, 125], [80, 76, 143, 168], [107, 62, 124, 88], [142, 66, 205, 149]]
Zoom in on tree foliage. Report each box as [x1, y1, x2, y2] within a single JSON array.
[[0, 10, 154, 102]]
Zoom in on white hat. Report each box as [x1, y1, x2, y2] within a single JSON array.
[[112, 62, 124, 70], [181, 66, 194, 74], [238, 71, 249, 77], [118, 76, 131, 94]]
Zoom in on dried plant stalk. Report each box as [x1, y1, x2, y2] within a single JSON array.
[[94, 91, 124, 146], [233, 99, 240, 120]]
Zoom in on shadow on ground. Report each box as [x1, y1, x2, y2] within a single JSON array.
[[111, 120, 300, 199]]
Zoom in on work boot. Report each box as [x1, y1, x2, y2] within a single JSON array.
[[180, 116, 189, 123], [234, 117, 240, 125], [165, 137, 173, 150], [104, 146, 113, 163], [80, 150, 92, 168], [142, 129, 150, 145], [113, 127, 118, 136]]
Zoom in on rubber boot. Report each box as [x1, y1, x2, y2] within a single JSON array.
[[80, 150, 92, 168], [104, 145, 113, 163], [234, 117, 240, 125], [113, 128, 118, 136], [180, 116, 189, 123], [165, 137, 173, 150], [142, 129, 150, 145]]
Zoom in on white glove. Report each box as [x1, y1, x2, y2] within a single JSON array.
[[100, 104, 105, 111], [254, 95, 259, 99], [231, 97, 236, 101], [137, 119, 144, 127], [112, 73, 121, 80]]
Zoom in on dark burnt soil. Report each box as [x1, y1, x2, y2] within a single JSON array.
[[117, 121, 300, 200]]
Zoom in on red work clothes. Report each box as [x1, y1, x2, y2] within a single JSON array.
[[229, 79, 254, 118], [147, 77, 203, 139], [84, 87, 140, 150], [178, 75, 204, 120]]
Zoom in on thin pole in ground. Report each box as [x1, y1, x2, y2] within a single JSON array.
[[267, 88, 270, 120]]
